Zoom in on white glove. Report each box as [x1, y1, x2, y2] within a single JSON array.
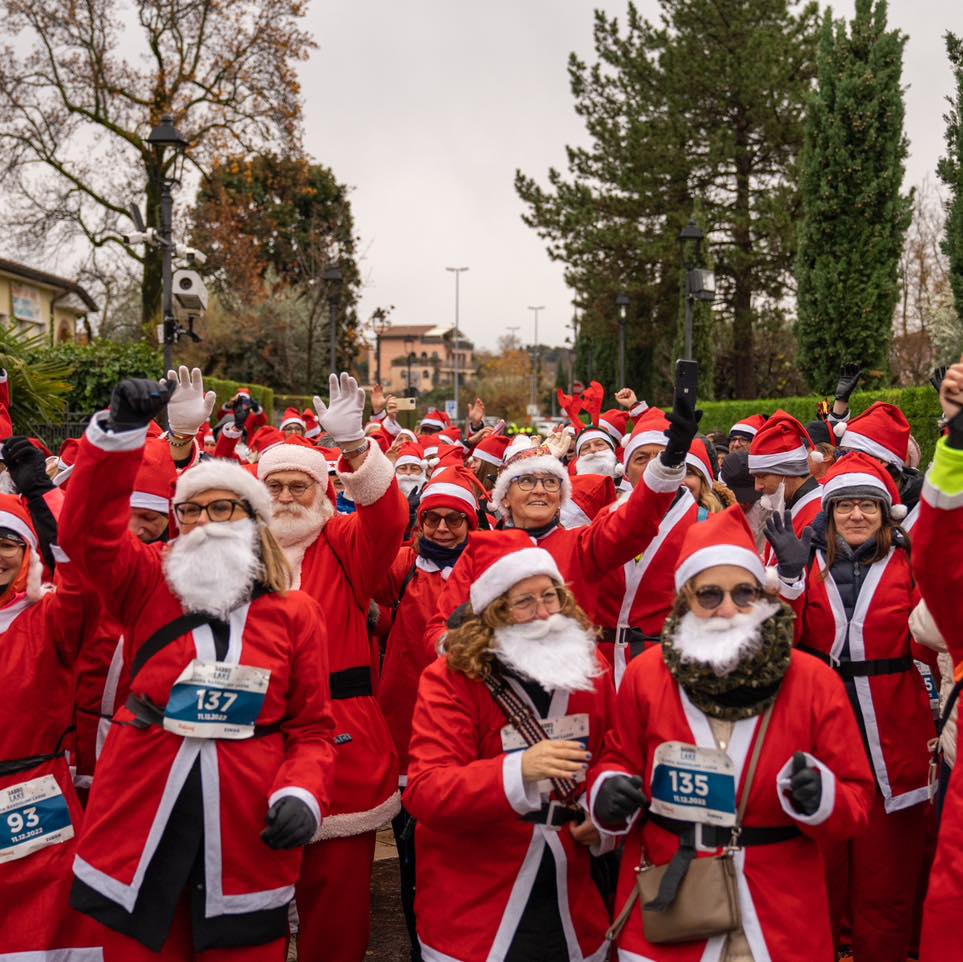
[[165, 366, 216, 436], [314, 372, 365, 445]]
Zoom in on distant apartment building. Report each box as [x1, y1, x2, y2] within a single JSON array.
[[0, 259, 98, 342], [367, 324, 474, 395]]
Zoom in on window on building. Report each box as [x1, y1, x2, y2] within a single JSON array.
[[422, 370, 430, 380]]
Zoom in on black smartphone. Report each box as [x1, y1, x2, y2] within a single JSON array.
[[675, 359, 699, 410]]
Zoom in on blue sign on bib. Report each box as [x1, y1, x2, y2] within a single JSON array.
[[163, 661, 271, 740], [0, 775, 74, 863], [650, 741, 737, 827]]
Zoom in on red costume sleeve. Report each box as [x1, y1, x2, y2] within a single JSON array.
[[214, 425, 243, 462]]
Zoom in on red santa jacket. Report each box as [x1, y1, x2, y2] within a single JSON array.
[[589, 647, 874, 962], [791, 546, 933, 812], [374, 547, 451, 779], [58, 419, 337, 919], [0, 536, 105, 952], [405, 655, 615, 962], [424, 459, 684, 649], [591, 488, 698, 687], [284, 441, 408, 839]]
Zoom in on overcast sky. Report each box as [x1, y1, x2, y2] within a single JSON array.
[[301, 1, 958, 353]]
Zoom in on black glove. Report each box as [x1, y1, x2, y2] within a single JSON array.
[[835, 363, 864, 403], [764, 510, 813, 580], [930, 366, 948, 394], [109, 378, 171, 431], [788, 752, 822, 816], [261, 796, 317, 850], [594, 774, 646, 828], [661, 395, 703, 468], [2, 435, 53, 497]]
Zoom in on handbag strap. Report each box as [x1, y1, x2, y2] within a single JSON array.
[[735, 701, 775, 829], [482, 664, 580, 803]]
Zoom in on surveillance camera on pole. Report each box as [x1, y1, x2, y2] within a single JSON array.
[[123, 228, 160, 247], [173, 243, 208, 267], [172, 269, 208, 321]]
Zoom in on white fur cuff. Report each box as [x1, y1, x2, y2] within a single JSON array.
[[643, 457, 685, 493], [338, 440, 395, 506], [503, 751, 543, 815], [268, 786, 322, 830], [85, 411, 149, 452], [776, 752, 836, 826]]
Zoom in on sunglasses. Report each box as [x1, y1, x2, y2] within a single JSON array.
[[690, 583, 763, 611], [421, 510, 468, 530]]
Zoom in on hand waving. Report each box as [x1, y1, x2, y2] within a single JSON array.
[[166, 366, 216, 436], [764, 510, 813, 580], [313, 373, 366, 445]]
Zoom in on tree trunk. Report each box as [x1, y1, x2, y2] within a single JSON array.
[[732, 121, 755, 398]]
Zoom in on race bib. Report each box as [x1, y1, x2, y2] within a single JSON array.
[[164, 661, 271, 740], [914, 660, 940, 715], [501, 713, 590, 788], [650, 741, 737, 827], [0, 775, 73, 863]]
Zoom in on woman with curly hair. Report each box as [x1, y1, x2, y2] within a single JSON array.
[[405, 530, 615, 962], [590, 505, 873, 962]]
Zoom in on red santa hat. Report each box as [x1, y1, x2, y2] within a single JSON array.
[[395, 443, 428, 472], [685, 437, 716, 487], [473, 434, 511, 467], [174, 458, 272, 524], [302, 408, 321, 439], [821, 450, 906, 520], [674, 503, 766, 591], [249, 425, 285, 456], [559, 474, 616, 529], [130, 439, 177, 515], [366, 425, 393, 455], [0, 494, 38, 551], [433, 444, 466, 472], [198, 422, 215, 447], [420, 437, 440, 461], [833, 402, 910, 468], [52, 437, 80, 487], [490, 443, 572, 508], [438, 426, 465, 449], [317, 447, 341, 474], [420, 409, 451, 432], [747, 411, 815, 477], [622, 407, 669, 465], [598, 409, 631, 445], [574, 424, 616, 457], [279, 407, 306, 431], [418, 467, 480, 529], [729, 414, 767, 441], [258, 436, 331, 487], [467, 529, 564, 612]]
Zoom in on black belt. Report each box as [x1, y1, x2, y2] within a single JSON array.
[[0, 727, 73, 777], [648, 811, 801, 848], [330, 666, 373, 700], [520, 801, 585, 828], [798, 646, 913, 679], [601, 627, 661, 659], [124, 694, 281, 738]]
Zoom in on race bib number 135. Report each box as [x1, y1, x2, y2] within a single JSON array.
[[649, 741, 737, 827]]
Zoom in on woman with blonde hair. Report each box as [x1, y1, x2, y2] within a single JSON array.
[[405, 530, 615, 962], [684, 438, 736, 519]]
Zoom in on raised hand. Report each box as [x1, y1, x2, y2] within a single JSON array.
[[166, 366, 216, 436], [615, 387, 638, 409], [467, 397, 485, 425], [835, 363, 864, 402], [661, 393, 703, 467], [313, 373, 366, 445], [109, 378, 172, 431], [764, 510, 813, 580], [371, 382, 386, 415], [2, 436, 53, 497]]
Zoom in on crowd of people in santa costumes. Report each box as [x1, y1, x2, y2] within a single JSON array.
[[3, 352, 963, 962]]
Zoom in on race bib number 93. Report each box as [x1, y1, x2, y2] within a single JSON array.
[[0, 775, 73, 863]]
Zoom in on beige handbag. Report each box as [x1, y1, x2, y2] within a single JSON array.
[[606, 703, 774, 946]]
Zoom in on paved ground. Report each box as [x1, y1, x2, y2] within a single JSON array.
[[366, 828, 411, 962]]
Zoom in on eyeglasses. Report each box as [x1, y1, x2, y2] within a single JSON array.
[[265, 479, 316, 498], [421, 510, 469, 531], [690, 583, 763, 611], [511, 474, 561, 493], [833, 499, 881, 515], [173, 499, 251, 524], [508, 586, 564, 620], [0, 537, 25, 558]]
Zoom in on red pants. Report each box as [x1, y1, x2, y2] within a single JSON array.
[[823, 788, 928, 962], [296, 831, 377, 962]]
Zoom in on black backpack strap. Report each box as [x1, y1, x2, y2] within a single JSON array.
[[939, 677, 963, 737], [130, 583, 272, 682], [391, 563, 419, 626]]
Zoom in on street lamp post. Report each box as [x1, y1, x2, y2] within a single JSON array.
[[146, 115, 188, 373], [404, 335, 415, 398], [566, 310, 580, 394], [445, 266, 468, 422], [616, 293, 630, 388], [678, 218, 716, 360], [324, 265, 343, 375], [528, 305, 544, 412], [372, 309, 391, 385]]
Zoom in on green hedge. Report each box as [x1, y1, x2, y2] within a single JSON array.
[[274, 393, 314, 417], [205, 377, 274, 423], [699, 387, 942, 466]]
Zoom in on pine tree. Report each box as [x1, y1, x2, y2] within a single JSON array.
[[795, 0, 912, 391], [939, 32, 963, 324]]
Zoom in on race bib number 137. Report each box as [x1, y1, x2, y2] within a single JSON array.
[[649, 741, 737, 827], [164, 661, 271, 740]]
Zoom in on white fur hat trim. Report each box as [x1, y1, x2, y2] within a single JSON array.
[[174, 459, 272, 523], [470, 547, 563, 612], [490, 453, 571, 508], [257, 441, 332, 487]]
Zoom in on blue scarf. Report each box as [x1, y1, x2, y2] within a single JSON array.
[[418, 536, 467, 570]]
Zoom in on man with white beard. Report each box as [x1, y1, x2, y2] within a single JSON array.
[[58, 376, 337, 959], [404, 530, 615, 962], [257, 372, 408, 962], [572, 423, 620, 478], [394, 441, 429, 498]]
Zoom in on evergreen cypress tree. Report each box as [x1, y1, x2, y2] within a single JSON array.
[[939, 32, 963, 324], [795, 0, 912, 391]]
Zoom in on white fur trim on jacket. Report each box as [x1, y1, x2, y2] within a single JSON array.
[[85, 412, 149, 452], [490, 454, 571, 509], [338, 440, 395, 506], [174, 458, 272, 523], [312, 789, 401, 841], [470, 547, 563, 612]]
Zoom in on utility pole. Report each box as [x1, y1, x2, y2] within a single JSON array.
[[445, 266, 468, 422], [528, 305, 544, 411]]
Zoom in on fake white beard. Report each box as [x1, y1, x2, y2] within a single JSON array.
[[672, 601, 780, 677], [493, 613, 602, 693], [759, 480, 785, 516], [575, 449, 617, 477], [163, 518, 262, 620], [398, 475, 425, 498], [0, 470, 17, 495], [269, 492, 333, 548]]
